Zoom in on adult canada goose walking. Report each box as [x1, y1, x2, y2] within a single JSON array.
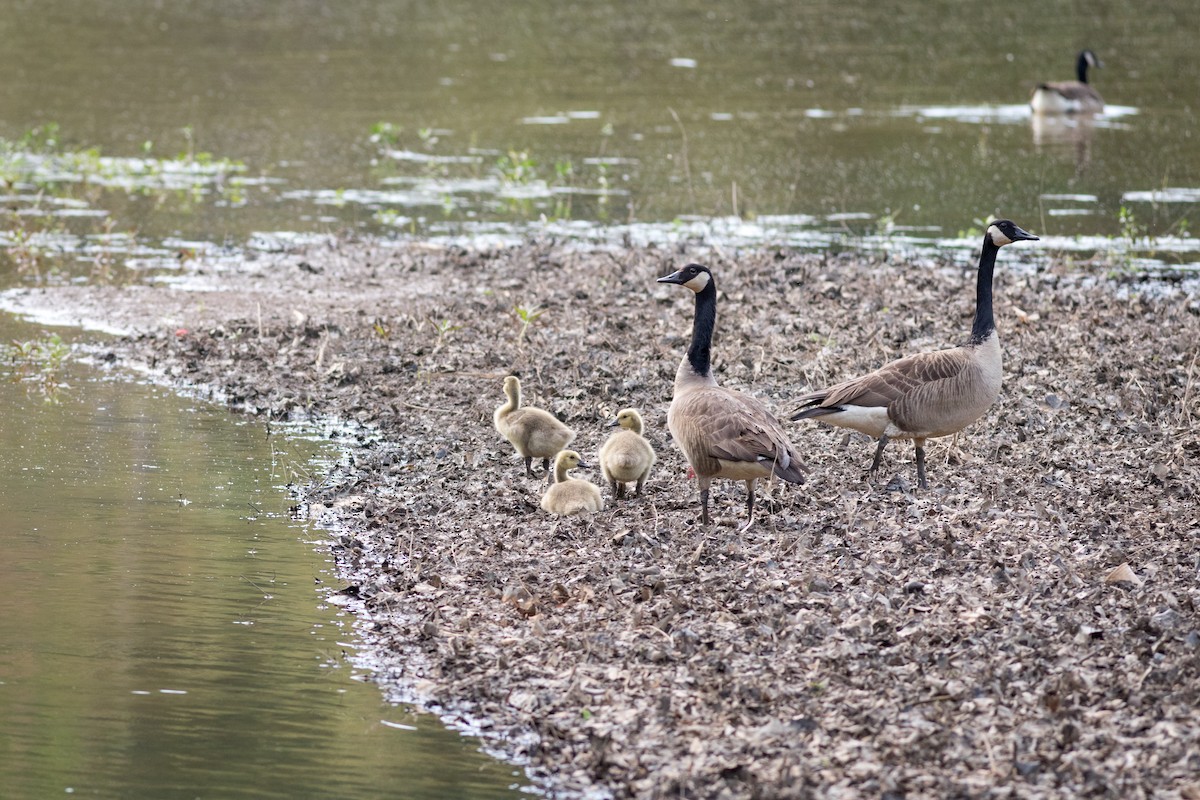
[[598, 408, 656, 499], [493, 375, 576, 477], [1031, 50, 1104, 114], [657, 263, 806, 529], [791, 220, 1039, 489], [541, 450, 604, 516]]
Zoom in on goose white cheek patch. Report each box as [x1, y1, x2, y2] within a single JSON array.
[[684, 272, 711, 292], [987, 225, 1013, 246]]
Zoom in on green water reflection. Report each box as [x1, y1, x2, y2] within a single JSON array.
[[0, 318, 525, 799], [0, 0, 1196, 257]]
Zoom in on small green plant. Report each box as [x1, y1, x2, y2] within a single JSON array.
[[553, 158, 574, 184], [874, 208, 899, 237], [18, 122, 60, 153], [371, 319, 391, 339], [430, 317, 462, 346], [495, 150, 537, 185], [1118, 204, 1146, 245], [417, 127, 439, 149], [368, 122, 402, 150], [373, 208, 402, 226], [5, 332, 72, 402], [514, 304, 545, 344]]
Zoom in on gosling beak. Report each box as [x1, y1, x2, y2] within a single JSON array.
[[576, 459, 593, 470], [606, 418, 620, 428]]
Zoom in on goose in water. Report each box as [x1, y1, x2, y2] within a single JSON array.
[[1031, 50, 1104, 114]]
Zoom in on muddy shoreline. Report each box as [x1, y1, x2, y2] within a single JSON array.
[[5, 238, 1199, 798]]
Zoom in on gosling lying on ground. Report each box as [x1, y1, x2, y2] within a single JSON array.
[[493, 375, 575, 477], [598, 408, 656, 499], [540, 450, 604, 516]]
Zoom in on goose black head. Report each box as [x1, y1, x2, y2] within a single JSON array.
[[657, 263, 712, 293], [986, 220, 1039, 247]]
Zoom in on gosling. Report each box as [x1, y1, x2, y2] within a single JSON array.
[[493, 375, 576, 477], [540, 450, 604, 516], [598, 408, 656, 499]]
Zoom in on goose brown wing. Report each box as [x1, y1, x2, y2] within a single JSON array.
[[691, 389, 804, 477], [817, 347, 970, 410]]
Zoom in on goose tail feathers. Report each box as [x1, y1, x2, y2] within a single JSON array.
[[773, 454, 808, 484]]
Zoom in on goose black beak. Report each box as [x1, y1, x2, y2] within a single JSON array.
[[576, 459, 593, 469], [1011, 225, 1040, 242], [657, 270, 686, 285]]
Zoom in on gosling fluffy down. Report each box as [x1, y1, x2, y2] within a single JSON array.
[[540, 450, 604, 517], [598, 408, 656, 499], [493, 375, 576, 477]]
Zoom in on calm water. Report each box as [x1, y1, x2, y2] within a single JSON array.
[[0, 317, 525, 799], [1, 0, 1198, 277]]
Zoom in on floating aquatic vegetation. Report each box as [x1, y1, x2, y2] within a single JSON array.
[[0, 125, 252, 283], [2, 332, 72, 403]]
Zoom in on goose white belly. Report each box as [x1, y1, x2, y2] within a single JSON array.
[[1031, 87, 1078, 114], [820, 404, 891, 439]]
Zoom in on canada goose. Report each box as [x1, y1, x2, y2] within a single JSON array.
[[657, 263, 806, 528], [1031, 50, 1104, 114], [493, 375, 575, 477], [598, 408, 656, 499], [540, 450, 604, 516], [791, 220, 1039, 489]]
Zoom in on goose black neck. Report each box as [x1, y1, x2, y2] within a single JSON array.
[[1076, 53, 1090, 84], [686, 279, 717, 377], [971, 238, 999, 344]]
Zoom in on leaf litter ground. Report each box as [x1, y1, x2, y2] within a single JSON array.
[[9, 239, 1199, 799]]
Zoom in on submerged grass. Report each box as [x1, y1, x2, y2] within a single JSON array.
[[0, 124, 248, 284], [3, 332, 72, 403]]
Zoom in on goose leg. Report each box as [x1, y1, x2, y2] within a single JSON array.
[[740, 479, 757, 533], [542, 457, 552, 475], [635, 471, 647, 497], [524, 456, 535, 477], [870, 434, 890, 475], [914, 438, 928, 489], [616, 481, 626, 500], [698, 476, 712, 525]]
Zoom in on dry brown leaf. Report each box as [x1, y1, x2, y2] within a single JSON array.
[[1104, 563, 1144, 587]]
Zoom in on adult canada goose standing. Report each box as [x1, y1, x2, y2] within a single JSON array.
[[598, 408, 656, 499], [1031, 50, 1105, 114], [540, 450, 604, 516], [493, 375, 576, 477], [791, 220, 1038, 489], [657, 263, 806, 528]]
